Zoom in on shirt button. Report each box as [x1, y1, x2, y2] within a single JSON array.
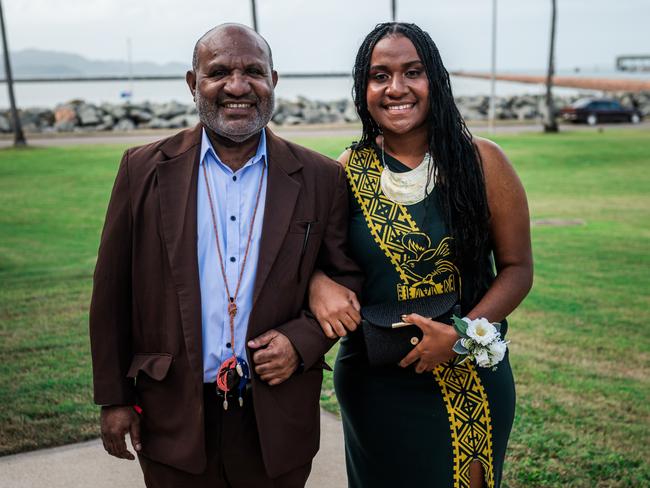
[[230, 257, 236, 262], [226, 342, 232, 348], [232, 175, 237, 182], [230, 215, 236, 221]]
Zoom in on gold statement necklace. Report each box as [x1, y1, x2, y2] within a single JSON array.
[[379, 140, 436, 206]]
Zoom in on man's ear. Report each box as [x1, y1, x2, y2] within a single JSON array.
[[272, 70, 278, 88], [186, 70, 197, 100]]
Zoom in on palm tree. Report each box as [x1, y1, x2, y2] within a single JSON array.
[[544, 0, 558, 133], [0, 0, 26, 146]]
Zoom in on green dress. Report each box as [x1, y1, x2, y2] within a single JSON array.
[[334, 146, 516, 488]]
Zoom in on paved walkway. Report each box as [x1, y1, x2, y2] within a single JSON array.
[[0, 410, 347, 488], [0, 124, 362, 148]]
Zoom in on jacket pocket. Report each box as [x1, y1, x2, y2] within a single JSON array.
[[126, 353, 173, 381]]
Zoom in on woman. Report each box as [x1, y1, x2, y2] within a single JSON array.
[[309, 23, 533, 488]]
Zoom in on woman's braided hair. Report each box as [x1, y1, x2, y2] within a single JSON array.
[[352, 22, 491, 297]]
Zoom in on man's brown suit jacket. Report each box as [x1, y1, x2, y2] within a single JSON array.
[[89, 124, 361, 477]]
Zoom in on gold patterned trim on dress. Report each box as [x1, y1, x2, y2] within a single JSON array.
[[345, 147, 460, 300], [433, 361, 495, 488]]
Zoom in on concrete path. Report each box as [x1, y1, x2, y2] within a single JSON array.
[[0, 410, 347, 488], [0, 124, 362, 148]]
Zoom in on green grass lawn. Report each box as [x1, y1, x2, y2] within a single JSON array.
[[1, 129, 649, 487]]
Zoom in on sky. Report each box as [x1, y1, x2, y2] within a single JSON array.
[[4, 0, 650, 73]]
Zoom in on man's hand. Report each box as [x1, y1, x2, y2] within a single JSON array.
[[248, 329, 300, 386], [308, 270, 361, 338], [100, 405, 141, 460], [398, 314, 459, 373]]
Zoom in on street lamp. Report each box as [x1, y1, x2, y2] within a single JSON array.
[[391, 0, 397, 21], [488, 0, 497, 134], [544, 0, 559, 133], [0, 0, 26, 147], [251, 0, 258, 32]]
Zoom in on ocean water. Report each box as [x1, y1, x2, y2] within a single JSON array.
[[1, 71, 647, 110]]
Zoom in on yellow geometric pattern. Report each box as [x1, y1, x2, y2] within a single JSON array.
[[346, 147, 495, 488], [434, 361, 495, 488], [345, 147, 421, 284], [346, 147, 460, 300]]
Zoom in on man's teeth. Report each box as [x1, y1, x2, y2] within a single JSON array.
[[387, 104, 414, 111], [225, 103, 253, 108]]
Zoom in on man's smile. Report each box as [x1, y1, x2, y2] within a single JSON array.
[[223, 102, 255, 109]]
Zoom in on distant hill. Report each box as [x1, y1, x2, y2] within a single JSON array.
[[0, 49, 188, 78]]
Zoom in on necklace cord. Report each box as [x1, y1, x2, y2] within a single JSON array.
[[202, 160, 266, 363]]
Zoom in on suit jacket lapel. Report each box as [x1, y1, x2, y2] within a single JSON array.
[[252, 128, 303, 306], [156, 124, 203, 384]]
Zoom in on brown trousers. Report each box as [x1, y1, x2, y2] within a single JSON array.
[[138, 385, 311, 488]]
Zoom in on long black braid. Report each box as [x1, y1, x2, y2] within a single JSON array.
[[352, 22, 491, 301]]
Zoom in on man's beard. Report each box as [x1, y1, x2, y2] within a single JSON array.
[[196, 92, 275, 143]]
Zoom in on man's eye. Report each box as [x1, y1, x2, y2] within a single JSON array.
[[211, 70, 227, 77]]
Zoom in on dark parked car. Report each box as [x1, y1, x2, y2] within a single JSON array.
[[561, 98, 643, 125]]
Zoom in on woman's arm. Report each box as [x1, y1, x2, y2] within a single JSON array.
[[467, 137, 533, 321], [400, 138, 532, 372], [309, 270, 361, 339]]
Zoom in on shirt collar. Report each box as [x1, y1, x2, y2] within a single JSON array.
[[200, 128, 267, 170]]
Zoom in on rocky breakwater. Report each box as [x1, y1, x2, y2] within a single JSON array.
[[1, 92, 649, 134], [0, 99, 201, 134], [455, 92, 650, 121], [0, 97, 360, 134]]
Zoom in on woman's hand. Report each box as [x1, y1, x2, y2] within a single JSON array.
[[308, 270, 361, 339], [398, 313, 459, 373]]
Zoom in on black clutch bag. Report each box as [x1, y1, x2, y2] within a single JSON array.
[[360, 292, 460, 366]]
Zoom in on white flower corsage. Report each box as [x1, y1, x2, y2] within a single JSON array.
[[451, 316, 509, 370]]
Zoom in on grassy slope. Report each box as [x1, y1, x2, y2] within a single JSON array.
[[1, 130, 648, 486]]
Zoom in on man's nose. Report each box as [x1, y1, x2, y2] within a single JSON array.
[[224, 72, 252, 97]]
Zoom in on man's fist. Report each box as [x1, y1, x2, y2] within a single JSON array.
[[248, 329, 300, 386]]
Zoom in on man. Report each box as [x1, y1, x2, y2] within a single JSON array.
[[90, 23, 361, 487]]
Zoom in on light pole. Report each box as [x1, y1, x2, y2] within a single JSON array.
[[0, 0, 26, 147], [488, 0, 497, 134], [544, 0, 558, 133], [251, 0, 258, 32], [391, 0, 397, 21]]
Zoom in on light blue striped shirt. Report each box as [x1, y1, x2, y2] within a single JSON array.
[[197, 128, 268, 383]]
